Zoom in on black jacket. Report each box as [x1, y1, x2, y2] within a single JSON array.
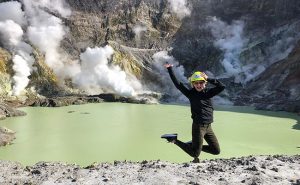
[[167, 67, 225, 124]]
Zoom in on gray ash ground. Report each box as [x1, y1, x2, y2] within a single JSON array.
[[0, 155, 299, 185]]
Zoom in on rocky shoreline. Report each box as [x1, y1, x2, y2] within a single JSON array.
[[0, 155, 299, 185]]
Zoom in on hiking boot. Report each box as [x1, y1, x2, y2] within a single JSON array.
[[161, 133, 177, 143], [185, 140, 192, 145], [191, 157, 200, 163]]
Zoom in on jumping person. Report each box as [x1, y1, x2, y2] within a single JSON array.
[[161, 63, 225, 163]]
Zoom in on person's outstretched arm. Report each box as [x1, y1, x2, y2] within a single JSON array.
[[206, 78, 226, 98], [164, 64, 189, 97]]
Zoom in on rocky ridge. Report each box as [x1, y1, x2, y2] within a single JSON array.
[[0, 155, 299, 185]]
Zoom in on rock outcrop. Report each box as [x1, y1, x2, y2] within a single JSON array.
[[235, 40, 300, 112], [27, 93, 159, 107], [0, 48, 12, 98], [0, 103, 26, 119], [64, 0, 180, 55], [0, 127, 16, 146], [0, 102, 25, 146]]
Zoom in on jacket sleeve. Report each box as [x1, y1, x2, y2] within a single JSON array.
[[167, 67, 190, 97], [206, 78, 225, 98]]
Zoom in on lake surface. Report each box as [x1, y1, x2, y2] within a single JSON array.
[[0, 103, 299, 166]]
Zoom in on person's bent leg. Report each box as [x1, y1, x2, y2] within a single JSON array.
[[174, 123, 203, 158], [174, 140, 195, 157], [202, 124, 220, 155]]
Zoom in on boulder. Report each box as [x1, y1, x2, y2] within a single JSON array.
[[0, 127, 16, 146], [0, 103, 26, 119]]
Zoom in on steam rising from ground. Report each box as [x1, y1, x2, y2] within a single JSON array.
[[133, 24, 147, 47], [152, 51, 188, 102], [167, 0, 191, 20], [207, 17, 300, 84], [12, 55, 33, 95], [73, 46, 142, 97], [0, 2, 34, 96], [208, 18, 266, 83], [267, 37, 296, 64], [0, 1, 25, 25], [24, 0, 71, 79], [0, 0, 71, 96], [0, 0, 140, 97], [208, 18, 248, 83], [0, 20, 23, 48]]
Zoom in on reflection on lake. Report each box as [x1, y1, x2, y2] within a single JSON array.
[[0, 103, 299, 166]]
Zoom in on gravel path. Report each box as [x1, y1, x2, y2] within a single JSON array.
[[0, 155, 299, 185]]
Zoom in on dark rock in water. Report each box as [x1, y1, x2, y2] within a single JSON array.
[[90, 94, 121, 102], [26, 93, 154, 108], [28, 96, 104, 107], [88, 93, 157, 104]]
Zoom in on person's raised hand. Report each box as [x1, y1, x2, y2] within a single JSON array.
[[201, 72, 208, 80], [164, 62, 173, 68]]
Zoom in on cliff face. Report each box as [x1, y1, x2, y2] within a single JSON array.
[[0, 0, 299, 113], [171, 0, 300, 72], [0, 48, 12, 97], [63, 0, 180, 56], [236, 40, 300, 112]]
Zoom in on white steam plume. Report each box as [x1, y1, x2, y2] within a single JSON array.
[[34, 0, 71, 18], [133, 24, 147, 47], [208, 17, 299, 84], [24, 0, 71, 78], [0, 20, 23, 48], [152, 51, 188, 102], [0, 1, 26, 25], [208, 18, 251, 83], [27, 17, 65, 72], [73, 46, 142, 97], [242, 35, 296, 83], [12, 55, 32, 95], [167, 0, 191, 20], [0, 0, 73, 95], [0, 0, 143, 97], [0, 1, 34, 96], [23, 0, 71, 20], [268, 37, 295, 64]]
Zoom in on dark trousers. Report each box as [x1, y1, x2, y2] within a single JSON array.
[[175, 123, 220, 158]]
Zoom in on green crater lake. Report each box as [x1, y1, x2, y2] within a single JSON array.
[[0, 103, 299, 166]]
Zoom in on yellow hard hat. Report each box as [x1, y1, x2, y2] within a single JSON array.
[[189, 71, 207, 83]]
